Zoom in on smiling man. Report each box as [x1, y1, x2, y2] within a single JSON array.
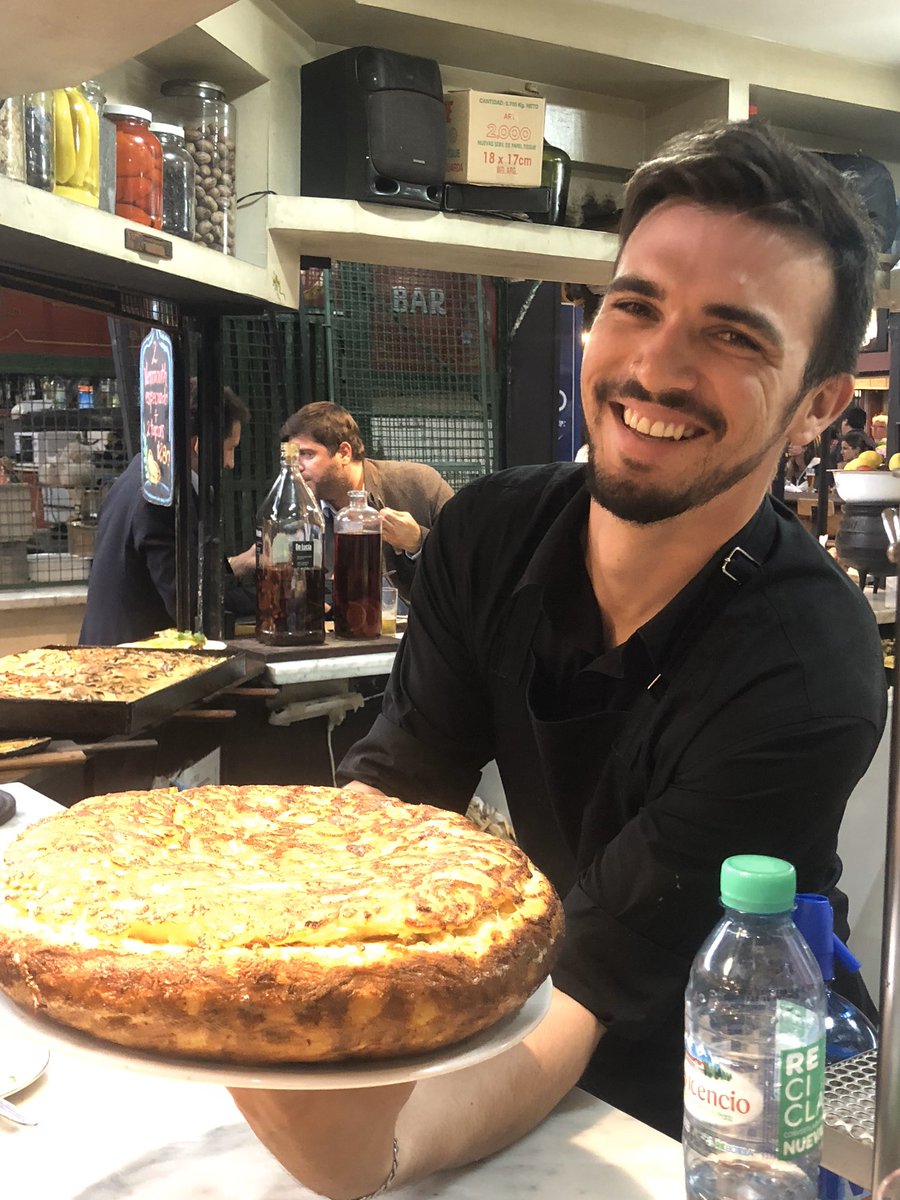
[[232, 121, 887, 1198]]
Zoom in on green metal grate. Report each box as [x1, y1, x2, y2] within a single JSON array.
[[223, 263, 502, 551], [325, 263, 499, 492]]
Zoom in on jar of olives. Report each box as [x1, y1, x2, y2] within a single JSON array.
[[150, 123, 196, 240], [24, 91, 54, 190]]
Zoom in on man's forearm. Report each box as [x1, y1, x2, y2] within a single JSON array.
[[230, 988, 601, 1197], [399, 989, 601, 1178]]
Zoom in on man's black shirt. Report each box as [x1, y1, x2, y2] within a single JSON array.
[[339, 464, 887, 1136]]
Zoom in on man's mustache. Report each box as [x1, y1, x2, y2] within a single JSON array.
[[594, 378, 725, 439]]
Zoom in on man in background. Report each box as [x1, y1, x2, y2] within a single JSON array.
[[281, 402, 454, 603], [842, 404, 868, 436], [80, 387, 251, 645]]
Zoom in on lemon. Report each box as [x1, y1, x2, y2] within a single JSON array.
[[843, 460, 859, 472], [857, 450, 883, 469], [889, 452, 900, 471]]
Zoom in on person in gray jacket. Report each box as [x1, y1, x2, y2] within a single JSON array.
[[280, 402, 454, 603]]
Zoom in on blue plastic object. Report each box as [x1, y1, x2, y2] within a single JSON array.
[[794, 895, 878, 1200]]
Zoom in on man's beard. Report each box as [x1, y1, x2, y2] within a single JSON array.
[[583, 378, 804, 525]]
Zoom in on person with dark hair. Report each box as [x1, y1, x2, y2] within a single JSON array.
[[280, 401, 454, 604], [80, 386, 251, 645], [783, 439, 819, 486], [842, 405, 868, 434], [232, 120, 886, 1194], [839, 428, 878, 465]]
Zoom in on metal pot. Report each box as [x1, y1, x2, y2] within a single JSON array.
[[835, 501, 898, 581]]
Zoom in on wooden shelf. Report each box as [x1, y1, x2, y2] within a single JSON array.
[[3, 0, 235, 97], [7, 0, 900, 312], [266, 195, 619, 290], [0, 176, 288, 314]]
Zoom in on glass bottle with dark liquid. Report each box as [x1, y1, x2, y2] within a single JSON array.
[[333, 490, 382, 639], [255, 442, 326, 645]]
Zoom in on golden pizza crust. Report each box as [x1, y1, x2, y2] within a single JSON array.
[[0, 646, 225, 703], [0, 785, 563, 1062]]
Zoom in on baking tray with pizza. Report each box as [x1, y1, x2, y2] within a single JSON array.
[[0, 645, 258, 736]]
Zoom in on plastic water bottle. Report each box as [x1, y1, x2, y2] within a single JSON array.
[[684, 856, 827, 1200], [794, 893, 877, 1200]]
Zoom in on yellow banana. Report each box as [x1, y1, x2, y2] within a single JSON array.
[[54, 182, 99, 207], [52, 88, 76, 186], [66, 87, 91, 189]]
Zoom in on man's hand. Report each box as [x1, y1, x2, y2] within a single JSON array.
[[380, 508, 424, 554], [231, 1082, 415, 1200], [227, 545, 256, 577]]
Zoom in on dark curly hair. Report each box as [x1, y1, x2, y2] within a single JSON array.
[[618, 119, 879, 389], [280, 402, 366, 459]]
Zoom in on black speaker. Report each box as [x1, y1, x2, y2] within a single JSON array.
[[818, 152, 898, 252], [300, 47, 447, 211]]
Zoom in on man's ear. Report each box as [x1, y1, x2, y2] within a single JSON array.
[[786, 373, 855, 446], [336, 440, 354, 463]]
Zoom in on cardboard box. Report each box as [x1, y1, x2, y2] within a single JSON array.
[[444, 90, 545, 187]]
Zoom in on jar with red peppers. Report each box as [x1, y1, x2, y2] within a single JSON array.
[[104, 104, 162, 229]]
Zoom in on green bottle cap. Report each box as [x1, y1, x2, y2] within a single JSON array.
[[720, 855, 796, 914]]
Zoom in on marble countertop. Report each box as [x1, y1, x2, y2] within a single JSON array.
[[266, 650, 399, 684], [0, 784, 685, 1200]]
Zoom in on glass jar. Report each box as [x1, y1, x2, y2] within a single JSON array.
[[160, 80, 236, 254], [52, 85, 99, 206], [23, 91, 54, 190], [0, 96, 25, 182], [150, 123, 196, 240], [81, 80, 115, 213], [104, 104, 162, 228], [332, 490, 383, 640]]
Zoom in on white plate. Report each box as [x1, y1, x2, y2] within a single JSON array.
[[0, 977, 552, 1090], [0, 1025, 50, 1098]]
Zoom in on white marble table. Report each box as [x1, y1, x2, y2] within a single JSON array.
[[265, 648, 399, 685], [0, 783, 685, 1200]]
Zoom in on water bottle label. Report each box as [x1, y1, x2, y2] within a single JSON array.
[[684, 1040, 763, 1128], [685, 1014, 825, 1157], [777, 1033, 825, 1159]]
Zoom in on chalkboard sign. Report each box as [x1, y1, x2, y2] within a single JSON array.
[[139, 329, 174, 506]]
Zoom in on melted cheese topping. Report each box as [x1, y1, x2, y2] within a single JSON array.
[[0, 647, 225, 703], [2, 785, 546, 955]]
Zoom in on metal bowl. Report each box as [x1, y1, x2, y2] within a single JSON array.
[[832, 470, 900, 504]]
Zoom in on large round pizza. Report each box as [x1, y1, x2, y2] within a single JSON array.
[[0, 785, 563, 1063]]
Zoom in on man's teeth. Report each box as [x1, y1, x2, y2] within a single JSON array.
[[622, 407, 697, 441]]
